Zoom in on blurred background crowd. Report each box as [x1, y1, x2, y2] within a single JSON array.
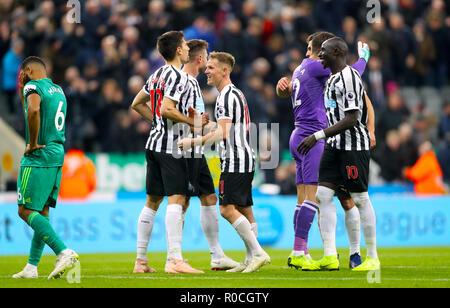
[[0, 0, 449, 193]]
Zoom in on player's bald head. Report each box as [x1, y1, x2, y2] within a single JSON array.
[[322, 37, 348, 57]]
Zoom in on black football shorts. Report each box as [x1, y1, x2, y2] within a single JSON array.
[[318, 145, 370, 193]]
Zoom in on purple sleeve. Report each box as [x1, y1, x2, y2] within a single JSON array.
[[308, 60, 331, 78], [351, 58, 367, 76]]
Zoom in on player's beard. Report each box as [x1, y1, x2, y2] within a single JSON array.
[[199, 65, 206, 75], [23, 74, 31, 85]]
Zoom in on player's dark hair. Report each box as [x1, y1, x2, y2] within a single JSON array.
[[21, 56, 46, 70], [157, 31, 185, 61], [326, 37, 349, 57], [309, 31, 335, 54], [187, 39, 209, 62]]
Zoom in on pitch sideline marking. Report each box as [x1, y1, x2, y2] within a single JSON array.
[[3, 275, 448, 282]]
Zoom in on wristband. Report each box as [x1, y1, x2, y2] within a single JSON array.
[[314, 130, 326, 141]]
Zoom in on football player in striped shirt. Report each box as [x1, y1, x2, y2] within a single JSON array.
[[179, 52, 271, 273], [180, 39, 240, 271], [131, 31, 208, 274], [298, 37, 380, 272]]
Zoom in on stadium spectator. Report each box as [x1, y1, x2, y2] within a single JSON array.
[[388, 13, 417, 85], [59, 149, 97, 199], [340, 16, 359, 56], [170, 0, 196, 30], [183, 15, 217, 52], [437, 102, 450, 185], [425, 9, 449, 88], [0, 20, 11, 60], [403, 140, 446, 194], [376, 89, 410, 144], [140, 0, 171, 49], [1, 37, 24, 114], [398, 122, 419, 167], [410, 19, 437, 87], [275, 161, 297, 195], [363, 55, 386, 111], [362, 17, 393, 72], [438, 101, 450, 143], [242, 17, 264, 64], [373, 130, 405, 182]]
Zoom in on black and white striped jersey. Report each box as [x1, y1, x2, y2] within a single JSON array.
[[178, 74, 206, 157], [324, 65, 370, 151], [215, 84, 255, 173], [143, 64, 190, 154]]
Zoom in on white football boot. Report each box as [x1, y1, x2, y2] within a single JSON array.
[[48, 249, 79, 279], [242, 252, 271, 273], [12, 264, 38, 279], [210, 255, 240, 271]]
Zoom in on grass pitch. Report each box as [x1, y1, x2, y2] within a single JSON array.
[[1, 247, 449, 288]]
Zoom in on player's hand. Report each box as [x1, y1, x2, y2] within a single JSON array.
[[369, 131, 376, 149], [297, 135, 317, 156], [18, 70, 26, 90], [178, 138, 194, 151], [276, 77, 291, 98], [358, 41, 370, 62], [277, 77, 290, 91], [188, 106, 198, 118], [24, 143, 46, 155], [201, 113, 209, 127], [18, 70, 26, 103]]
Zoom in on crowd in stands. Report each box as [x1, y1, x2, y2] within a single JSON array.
[[0, 0, 449, 191]]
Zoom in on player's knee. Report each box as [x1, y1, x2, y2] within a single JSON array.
[[200, 194, 217, 206], [146, 195, 163, 210], [17, 206, 24, 219], [339, 197, 354, 211], [17, 206, 30, 222], [219, 205, 233, 220], [349, 192, 370, 208], [207, 194, 218, 206], [316, 186, 335, 205]]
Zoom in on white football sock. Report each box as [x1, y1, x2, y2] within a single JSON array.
[[232, 216, 264, 258], [345, 206, 361, 255], [350, 192, 378, 259], [166, 204, 184, 260], [200, 205, 225, 260], [243, 222, 258, 263], [136, 206, 157, 260], [25, 263, 37, 271], [316, 186, 337, 256]]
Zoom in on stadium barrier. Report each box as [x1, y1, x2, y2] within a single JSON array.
[[1, 193, 449, 255]]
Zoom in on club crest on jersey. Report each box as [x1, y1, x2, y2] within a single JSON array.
[[177, 84, 185, 93], [346, 92, 356, 101]]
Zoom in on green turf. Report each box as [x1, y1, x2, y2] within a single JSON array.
[[1, 247, 450, 288]]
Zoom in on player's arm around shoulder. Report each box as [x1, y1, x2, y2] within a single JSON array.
[[131, 88, 153, 122], [276, 77, 292, 98]]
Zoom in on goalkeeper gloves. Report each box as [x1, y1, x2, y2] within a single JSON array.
[[358, 41, 370, 62]]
